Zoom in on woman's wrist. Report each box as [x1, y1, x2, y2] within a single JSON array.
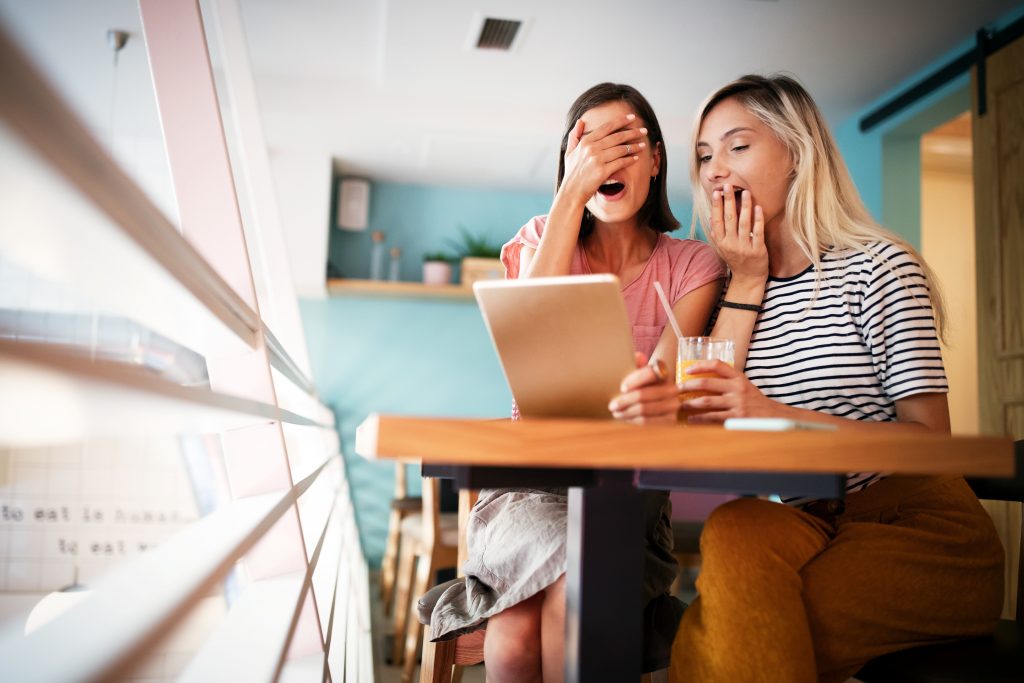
[[553, 176, 593, 212], [724, 276, 767, 304]]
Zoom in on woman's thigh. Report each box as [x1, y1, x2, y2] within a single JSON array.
[[801, 477, 1004, 675]]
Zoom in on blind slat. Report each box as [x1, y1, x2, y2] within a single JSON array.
[[0, 340, 332, 447], [0, 25, 261, 352], [0, 461, 328, 682]]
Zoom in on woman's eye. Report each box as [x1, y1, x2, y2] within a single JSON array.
[[698, 154, 712, 163], [731, 145, 749, 153]]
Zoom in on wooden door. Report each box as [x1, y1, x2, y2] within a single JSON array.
[[973, 33, 1023, 618]]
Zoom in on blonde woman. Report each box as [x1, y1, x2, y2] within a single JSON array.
[[670, 74, 1004, 683]]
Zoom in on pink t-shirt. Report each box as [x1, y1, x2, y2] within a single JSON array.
[[500, 215, 726, 359]]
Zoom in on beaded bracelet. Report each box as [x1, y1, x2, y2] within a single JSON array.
[[721, 300, 763, 313]]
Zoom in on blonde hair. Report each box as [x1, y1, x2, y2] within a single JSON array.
[[689, 74, 945, 338]]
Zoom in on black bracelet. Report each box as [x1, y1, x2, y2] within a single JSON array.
[[721, 300, 763, 313]]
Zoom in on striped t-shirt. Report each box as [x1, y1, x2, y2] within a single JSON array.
[[742, 241, 948, 506]]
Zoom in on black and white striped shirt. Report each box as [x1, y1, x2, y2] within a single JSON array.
[[743, 241, 948, 506]]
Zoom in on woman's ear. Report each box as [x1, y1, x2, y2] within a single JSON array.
[[651, 141, 663, 177]]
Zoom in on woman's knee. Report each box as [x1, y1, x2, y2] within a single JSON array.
[[700, 498, 781, 551], [485, 597, 544, 677]]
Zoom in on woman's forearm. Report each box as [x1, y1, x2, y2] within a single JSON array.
[[522, 192, 587, 278], [708, 276, 766, 370], [770, 400, 949, 434]]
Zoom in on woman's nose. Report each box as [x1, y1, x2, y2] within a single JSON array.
[[705, 157, 728, 183]]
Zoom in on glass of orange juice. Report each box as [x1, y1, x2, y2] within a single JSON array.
[[677, 337, 735, 410]]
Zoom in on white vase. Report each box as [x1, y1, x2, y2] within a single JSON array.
[[422, 261, 452, 285]]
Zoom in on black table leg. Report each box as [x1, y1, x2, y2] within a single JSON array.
[[565, 469, 645, 683]]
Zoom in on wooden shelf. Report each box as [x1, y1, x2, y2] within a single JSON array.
[[327, 278, 475, 301]]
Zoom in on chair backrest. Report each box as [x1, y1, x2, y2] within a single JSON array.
[[422, 476, 442, 549], [964, 440, 1023, 622]]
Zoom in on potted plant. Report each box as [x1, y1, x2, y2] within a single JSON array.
[[421, 251, 458, 286], [445, 227, 504, 287]]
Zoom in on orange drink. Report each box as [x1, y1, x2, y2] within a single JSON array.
[[676, 337, 735, 419], [677, 359, 733, 401]]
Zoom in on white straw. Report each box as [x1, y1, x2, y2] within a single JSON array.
[[653, 281, 684, 339]]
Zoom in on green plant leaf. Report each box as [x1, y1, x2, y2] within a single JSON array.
[[444, 225, 502, 259]]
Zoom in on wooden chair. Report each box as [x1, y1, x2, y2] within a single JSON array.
[[418, 489, 482, 683], [393, 476, 459, 682], [381, 463, 422, 615], [856, 440, 1024, 682]]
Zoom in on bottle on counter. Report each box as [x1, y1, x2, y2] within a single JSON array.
[[369, 230, 386, 280], [388, 247, 402, 282]]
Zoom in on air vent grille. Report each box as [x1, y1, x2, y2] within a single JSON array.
[[476, 18, 521, 50]]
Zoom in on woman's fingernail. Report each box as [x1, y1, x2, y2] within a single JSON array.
[[627, 114, 636, 120], [712, 190, 720, 201], [638, 142, 647, 149], [640, 127, 648, 135]]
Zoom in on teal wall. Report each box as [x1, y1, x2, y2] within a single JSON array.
[[328, 182, 552, 282], [301, 294, 512, 564]]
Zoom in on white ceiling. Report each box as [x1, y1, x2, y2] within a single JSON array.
[[235, 0, 1021, 195], [1, 0, 1019, 200]]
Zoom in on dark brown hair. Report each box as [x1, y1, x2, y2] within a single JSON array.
[[557, 83, 678, 234]]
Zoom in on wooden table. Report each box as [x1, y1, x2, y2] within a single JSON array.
[[356, 415, 1014, 682]]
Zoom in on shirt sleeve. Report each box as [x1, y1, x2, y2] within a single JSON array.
[[500, 215, 547, 280], [669, 240, 727, 304], [859, 243, 948, 400]]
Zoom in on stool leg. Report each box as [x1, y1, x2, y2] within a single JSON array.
[[392, 540, 417, 666], [381, 507, 403, 613], [402, 553, 435, 682], [419, 631, 457, 683]]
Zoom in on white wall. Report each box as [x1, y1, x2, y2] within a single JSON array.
[[921, 156, 977, 434], [269, 150, 332, 299]]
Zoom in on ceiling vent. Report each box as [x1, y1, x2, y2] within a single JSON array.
[[474, 17, 522, 50]]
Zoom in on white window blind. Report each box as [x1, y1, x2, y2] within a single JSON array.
[[0, 1, 369, 681]]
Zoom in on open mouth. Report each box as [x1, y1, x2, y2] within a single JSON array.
[[598, 180, 626, 197]]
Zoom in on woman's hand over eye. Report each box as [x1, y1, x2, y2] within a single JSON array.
[[561, 115, 647, 204]]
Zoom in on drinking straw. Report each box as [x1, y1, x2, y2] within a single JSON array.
[[653, 281, 684, 339]]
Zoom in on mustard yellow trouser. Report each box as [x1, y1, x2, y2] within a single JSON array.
[[670, 475, 1005, 683]]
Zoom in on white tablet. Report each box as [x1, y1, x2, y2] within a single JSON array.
[[473, 274, 635, 419]]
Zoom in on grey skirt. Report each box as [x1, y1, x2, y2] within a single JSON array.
[[428, 487, 679, 641]]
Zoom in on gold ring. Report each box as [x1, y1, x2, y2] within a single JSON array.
[[626, 144, 632, 154]]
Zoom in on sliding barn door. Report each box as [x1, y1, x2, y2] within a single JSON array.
[[973, 32, 1023, 619]]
